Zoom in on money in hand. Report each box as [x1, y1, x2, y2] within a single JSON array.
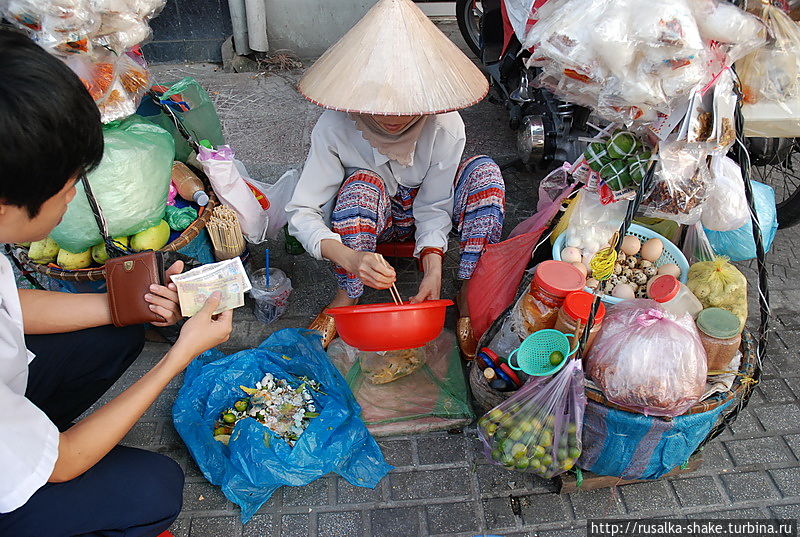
[[172, 258, 252, 317]]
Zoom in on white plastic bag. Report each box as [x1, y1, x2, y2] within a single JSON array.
[[701, 156, 749, 232], [264, 169, 299, 240], [198, 146, 268, 244]]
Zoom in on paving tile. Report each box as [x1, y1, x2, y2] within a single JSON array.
[[618, 481, 677, 513], [378, 439, 414, 467], [182, 481, 230, 511], [167, 517, 190, 537], [785, 434, 800, 459], [723, 471, 779, 504], [389, 467, 471, 500], [670, 476, 724, 507], [728, 409, 765, 436], [687, 507, 767, 519], [336, 476, 383, 504], [753, 404, 800, 434], [724, 437, 794, 466], [756, 378, 797, 404], [519, 493, 570, 525], [121, 421, 158, 447], [532, 526, 587, 537], [568, 488, 624, 520], [482, 497, 518, 531], [242, 514, 275, 537], [417, 434, 468, 465], [770, 504, 800, 518], [188, 516, 240, 537], [281, 514, 310, 537], [696, 442, 733, 470], [475, 464, 535, 496], [281, 478, 330, 507], [769, 468, 800, 497], [317, 511, 364, 537], [370, 507, 421, 537], [426, 502, 480, 535]]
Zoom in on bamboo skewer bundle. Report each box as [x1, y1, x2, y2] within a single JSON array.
[[207, 205, 246, 261]]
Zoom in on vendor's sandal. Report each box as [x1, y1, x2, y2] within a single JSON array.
[[456, 316, 478, 359], [308, 313, 338, 349]]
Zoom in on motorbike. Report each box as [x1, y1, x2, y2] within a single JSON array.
[[456, 0, 800, 227]]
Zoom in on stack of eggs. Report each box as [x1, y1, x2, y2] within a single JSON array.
[[562, 236, 681, 300]]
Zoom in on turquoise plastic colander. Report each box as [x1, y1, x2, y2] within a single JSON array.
[[508, 329, 577, 376]]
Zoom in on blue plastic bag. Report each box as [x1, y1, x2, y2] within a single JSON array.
[[173, 329, 392, 522], [704, 181, 778, 261]]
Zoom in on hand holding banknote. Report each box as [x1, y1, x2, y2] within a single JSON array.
[[171, 258, 252, 317]]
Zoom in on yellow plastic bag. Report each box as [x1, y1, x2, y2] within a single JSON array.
[[686, 257, 748, 329], [550, 193, 579, 245]]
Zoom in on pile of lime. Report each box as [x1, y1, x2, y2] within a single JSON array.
[[478, 406, 581, 476]]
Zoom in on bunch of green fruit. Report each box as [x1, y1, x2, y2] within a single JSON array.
[[478, 406, 581, 477], [583, 131, 652, 193]]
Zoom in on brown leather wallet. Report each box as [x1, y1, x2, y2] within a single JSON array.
[[105, 251, 166, 327]]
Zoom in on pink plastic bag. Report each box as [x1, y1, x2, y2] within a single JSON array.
[[478, 359, 586, 477], [468, 185, 574, 340], [586, 300, 707, 417]]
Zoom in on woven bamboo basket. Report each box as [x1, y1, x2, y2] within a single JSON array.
[[470, 332, 756, 424], [14, 178, 218, 283]]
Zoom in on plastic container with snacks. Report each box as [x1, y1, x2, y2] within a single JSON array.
[[648, 274, 703, 319], [696, 308, 743, 371], [553, 291, 607, 356], [521, 261, 586, 335]]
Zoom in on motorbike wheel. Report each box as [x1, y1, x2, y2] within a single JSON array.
[[747, 137, 800, 228], [456, 0, 483, 58]]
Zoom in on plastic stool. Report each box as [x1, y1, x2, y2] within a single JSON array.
[[376, 241, 422, 271]]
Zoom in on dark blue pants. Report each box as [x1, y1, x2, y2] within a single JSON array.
[[0, 325, 185, 537]]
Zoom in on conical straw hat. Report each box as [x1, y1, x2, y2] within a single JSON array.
[[297, 0, 489, 116]]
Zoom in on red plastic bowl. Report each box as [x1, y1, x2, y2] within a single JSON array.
[[325, 299, 454, 351]]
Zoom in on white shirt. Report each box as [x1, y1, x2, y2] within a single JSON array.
[[0, 254, 59, 513], [286, 110, 467, 260]]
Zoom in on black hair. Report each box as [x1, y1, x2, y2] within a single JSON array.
[[0, 27, 103, 217]]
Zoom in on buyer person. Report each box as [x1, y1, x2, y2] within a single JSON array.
[[286, 0, 505, 356], [0, 29, 233, 536]]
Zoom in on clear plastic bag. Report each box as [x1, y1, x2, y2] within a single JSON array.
[[50, 115, 174, 253], [704, 180, 778, 263], [738, 3, 800, 106], [681, 222, 716, 265], [564, 189, 628, 259], [642, 142, 712, 224], [701, 156, 749, 231], [249, 268, 292, 325], [477, 359, 587, 477], [586, 300, 707, 417], [687, 257, 748, 330]]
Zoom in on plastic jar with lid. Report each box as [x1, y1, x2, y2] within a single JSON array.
[[648, 274, 703, 319], [521, 260, 586, 334], [696, 307, 742, 371], [554, 291, 607, 356]]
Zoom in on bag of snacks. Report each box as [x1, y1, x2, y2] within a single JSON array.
[[686, 257, 748, 330], [586, 300, 707, 417], [642, 142, 712, 225], [173, 329, 391, 523], [478, 358, 586, 477]]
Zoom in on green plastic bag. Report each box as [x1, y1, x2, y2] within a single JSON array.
[[51, 115, 175, 253], [143, 77, 225, 162]]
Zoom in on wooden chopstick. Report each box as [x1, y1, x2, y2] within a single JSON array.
[[377, 254, 402, 305]]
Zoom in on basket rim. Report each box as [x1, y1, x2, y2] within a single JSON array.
[[552, 223, 689, 305]]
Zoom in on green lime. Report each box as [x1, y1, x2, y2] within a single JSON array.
[[568, 434, 578, 447], [495, 428, 508, 440], [509, 428, 524, 441], [545, 416, 555, 427], [515, 458, 530, 470], [501, 454, 515, 466], [485, 423, 498, 435], [541, 454, 553, 466], [478, 417, 489, 428], [558, 448, 569, 461], [213, 426, 227, 436], [512, 443, 528, 458], [569, 447, 582, 459], [233, 400, 248, 412], [488, 409, 503, 421], [222, 412, 237, 424], [491, 448, 503, 461], [540, 431, 553, 448], [566, 423, 578, 434], [562, 458, 575, 471], [532, 445, 546, 458], [549, 351, 564, 366], [518, 421, 533, 433]]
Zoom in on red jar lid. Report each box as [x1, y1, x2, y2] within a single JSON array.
[[562, 290, 606, 324], [533, 261, 586, 298], [649, 274, 680, 303]]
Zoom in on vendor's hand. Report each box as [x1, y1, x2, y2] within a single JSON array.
[[145, 260, 184, 327], [171, 293, 233, 365], [347, 251, 396, 289], [411, 272, 442, 303]]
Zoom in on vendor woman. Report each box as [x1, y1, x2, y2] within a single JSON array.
[[286, 0, 505, 355]]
